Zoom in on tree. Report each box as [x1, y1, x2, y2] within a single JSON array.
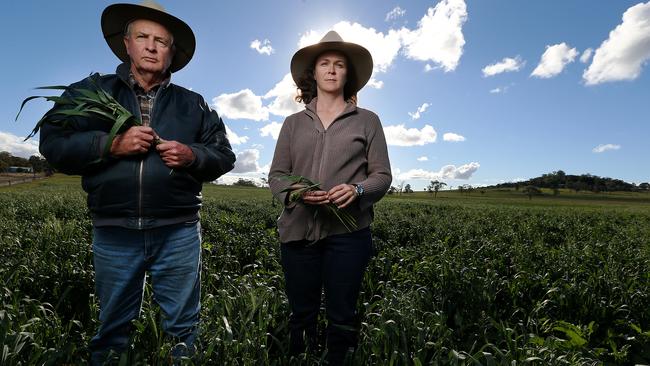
[[523, 185, 542, 200], [427, 180, 447, 198], [0, 151, 30, 170], [403, 184, 413, 194], [459, 184, 473, 196], [387, 186, 398, 195], [396, 181, 405, 195], [29, 155, 49, 174], [233, 178, 257, 187], [639, 182, 650, 191]]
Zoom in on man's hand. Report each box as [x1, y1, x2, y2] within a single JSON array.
[[328, 184, 357, 208], [110, 126, 156, 157], [156, 139, 195, 168]]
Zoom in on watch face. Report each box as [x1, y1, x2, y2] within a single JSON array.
[[356, 184, 364, 196]]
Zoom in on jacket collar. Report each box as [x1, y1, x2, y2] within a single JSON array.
[[304, 97, 357, 123]]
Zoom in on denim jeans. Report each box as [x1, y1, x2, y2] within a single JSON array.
[[89, 221, 201, 365], [280, 227, 374, 365]]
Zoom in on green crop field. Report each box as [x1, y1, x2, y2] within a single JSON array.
[[1, 175, 649, 365]]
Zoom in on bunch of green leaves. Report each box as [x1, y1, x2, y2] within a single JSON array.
[[279, 175, 357, 232], [16, 73, 144, 159]]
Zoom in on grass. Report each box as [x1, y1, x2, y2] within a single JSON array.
[[6, 174, 649, 209], [1, 174, 649, 364]]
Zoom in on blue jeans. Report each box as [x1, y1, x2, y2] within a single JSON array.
[[280, 227, 374, 365], [89, 221, 202, 365]]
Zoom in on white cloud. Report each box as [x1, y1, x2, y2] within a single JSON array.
[[443, 132, 465, 142], [260, 121, 283, 140], [366, 78, 384, 89], [386, 6, 406, 22], [213, 74, 304, 123], [213, 89, 269, 121], [231, 149, 263, 173], [384, 124, 437, 146], [417, 156, 429, 162], [482, 56, 524, 77], [408, 102, 430, 120], [592, 143, 621, 153], [0, 131, 40, 158], [216, 174, 266, 187], [580, 48, 593, 63], [225, 126, 249, 145], [531, 43, 578, 78], [583, 2, 650, 85], [490, 87, 503, 94], [400, 0, 468, 72], [397, 162, 480, 181], [263, 73, 303, 118], [250, 39, 275, 56], [424, 64, 434, 72]]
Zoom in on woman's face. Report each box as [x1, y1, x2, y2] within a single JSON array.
[[313, 51, 347, 96]]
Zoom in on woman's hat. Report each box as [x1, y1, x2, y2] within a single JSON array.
[[290, 31, 373, 93], [101, 1, 196, 73]]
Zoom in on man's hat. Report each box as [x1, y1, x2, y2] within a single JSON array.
[[101, 1, 196, 73], [290, 30, 374, 93]]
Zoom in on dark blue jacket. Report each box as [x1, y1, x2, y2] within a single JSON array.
[[39, 63, 236, 228]]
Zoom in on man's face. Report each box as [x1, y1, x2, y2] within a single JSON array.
[[123, 19, 174, 75]]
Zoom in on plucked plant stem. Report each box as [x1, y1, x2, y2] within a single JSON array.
[[16, 73, 151, 159], [278, 175, 357, 232]]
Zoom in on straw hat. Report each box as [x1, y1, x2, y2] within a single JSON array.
[[101, 1, 196, 73], [290, 31, 373, 93]]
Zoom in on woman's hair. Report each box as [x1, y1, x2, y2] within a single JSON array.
[[295, 51, 358, 105]]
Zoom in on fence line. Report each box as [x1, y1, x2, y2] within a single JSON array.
[[0, 176, 45, 187]]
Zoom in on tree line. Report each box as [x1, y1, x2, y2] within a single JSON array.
[[0, 151, 51, 174], [492, 170, 649, 193]]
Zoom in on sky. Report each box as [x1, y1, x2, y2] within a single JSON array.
[[1, 0, 649, 190]]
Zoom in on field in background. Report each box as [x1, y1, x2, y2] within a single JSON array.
[[1, 175, 649, 364], [6, 174, 649, 209]]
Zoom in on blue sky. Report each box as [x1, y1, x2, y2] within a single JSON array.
[[1, 0, 648, 189]]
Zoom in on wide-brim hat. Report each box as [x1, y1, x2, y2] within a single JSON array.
[[290, 31, 373, 93], [101, 2, 196, 73]]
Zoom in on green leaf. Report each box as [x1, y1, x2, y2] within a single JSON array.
[[15, 95, 46, 121], [74, 88, 100, 100], [34, 85, 71, 91], [103, 112, 134, 157]]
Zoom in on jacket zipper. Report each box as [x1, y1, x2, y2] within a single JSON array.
[[120, 71, 166, 229], [124, 82, 146, 229], [138, 86, 163, 228], [315, 111, 349, 184]]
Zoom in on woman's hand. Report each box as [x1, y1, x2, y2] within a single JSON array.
[[301, 190, 330, 205], [327, 184, 357, 209]]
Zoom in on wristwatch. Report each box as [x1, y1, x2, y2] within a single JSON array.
[[352, 184, 364, 197]]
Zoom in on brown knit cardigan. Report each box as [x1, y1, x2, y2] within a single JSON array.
[[269, 99, 392, 243]]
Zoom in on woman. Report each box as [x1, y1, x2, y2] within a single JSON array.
[[269, 31, 392, 364]]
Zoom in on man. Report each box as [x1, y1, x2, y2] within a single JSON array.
[[38, 2, 235, 363]]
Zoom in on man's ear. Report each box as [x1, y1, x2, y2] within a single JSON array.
[[123, 36, 130, 56]]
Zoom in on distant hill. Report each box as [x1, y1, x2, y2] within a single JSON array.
[[490, 170, 649, 193]]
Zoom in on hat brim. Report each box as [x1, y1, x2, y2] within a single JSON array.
[[290, 41, 373, 94], [101, 3, 195, 73]]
